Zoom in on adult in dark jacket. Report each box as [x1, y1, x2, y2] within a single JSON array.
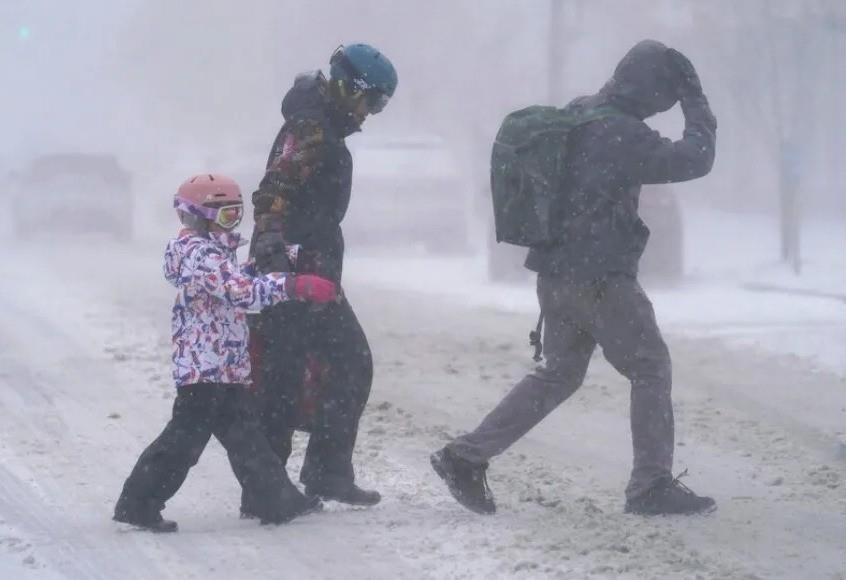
[[431, 40, 718, 516], [245, 44, 397, 508]]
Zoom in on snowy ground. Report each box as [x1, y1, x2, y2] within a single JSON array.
[[1, 208, 845, 579]]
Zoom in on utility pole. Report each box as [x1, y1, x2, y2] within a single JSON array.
[[548, 0, 565, 104], [779, 141, 802, 274], [763, 0, 809, 275], [548, 0, 586, 104]]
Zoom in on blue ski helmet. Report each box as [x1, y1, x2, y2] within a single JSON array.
[[330, 44, 398, 113]]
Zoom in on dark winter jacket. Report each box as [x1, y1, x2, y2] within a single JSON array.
[[250, 71, 360, 284], [524, 40, 717, 280]]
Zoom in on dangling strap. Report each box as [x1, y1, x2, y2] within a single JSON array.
[[529, 310, 544, 362]]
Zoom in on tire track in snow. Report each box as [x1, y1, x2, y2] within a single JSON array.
[[0, 287, 176, 579], [0, 462, 158, 580]]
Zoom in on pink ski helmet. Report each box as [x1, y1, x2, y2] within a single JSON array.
[[174, 174, 244, 230]]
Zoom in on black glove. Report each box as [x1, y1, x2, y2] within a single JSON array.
[[252, 230, 290, 274], [667, 48, 716, 132], [667, 48, 703, 100]]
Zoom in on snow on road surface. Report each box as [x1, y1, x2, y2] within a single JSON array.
[[1, 237, 845, 579]]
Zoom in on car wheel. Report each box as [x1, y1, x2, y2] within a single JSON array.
[[640, 230, 683, 285]]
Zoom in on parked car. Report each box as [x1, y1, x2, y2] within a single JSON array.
[[10, 153, 133, 241], [344, 134, 472, 253], [486, 185, 684, 284], [637, 185, 684, 284]]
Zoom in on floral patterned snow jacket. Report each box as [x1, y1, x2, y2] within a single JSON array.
[[164, 228, 290, 387]]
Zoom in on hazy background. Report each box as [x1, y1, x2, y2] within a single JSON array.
[[2, 0, 844, 263], [2, 6, 846, 577]]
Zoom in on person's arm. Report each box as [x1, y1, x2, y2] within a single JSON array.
[[192, 248, 337, 310], [637, 50, 717, 185], [193, 248, 289, 310], [252, 117, 329, 271]]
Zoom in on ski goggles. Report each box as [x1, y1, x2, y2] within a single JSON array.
[[175, 199, 244, 230], [363, 89, 390, 114], [211, 203, 244, 229]]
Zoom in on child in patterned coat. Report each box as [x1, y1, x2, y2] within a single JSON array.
[[113, 174, 336, 532]]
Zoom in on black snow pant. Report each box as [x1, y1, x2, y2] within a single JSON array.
[[252, 296, 373, 490], [114, 383, 299, 521], [447, 273, 674, 500]]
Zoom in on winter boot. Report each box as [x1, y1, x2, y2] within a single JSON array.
[[113, 502, 178, 533], [240, 490, 263, 520], [304, 482, 381, 506], [243, 481, 323, 523], [240, 497, 260, 520], [624, 470, 716, 515], [430, 447, 496, 515], [260, 493, 323, 525]]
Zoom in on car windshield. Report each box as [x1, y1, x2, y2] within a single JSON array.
[[26, 172, 112, 197]]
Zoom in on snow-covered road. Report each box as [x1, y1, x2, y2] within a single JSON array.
[[1, 238, 845, 579]]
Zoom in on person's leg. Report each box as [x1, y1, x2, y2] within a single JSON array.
[[301, 298, 377, 503], [588, 275, 674, 499], [431, 275, 597, 514], [214, 387, 319, 523], [241, 305, 308, 515], [446, 276, 597, 464], [114, 385, 216, 529], [591, 275, 714, 514], [257, 303, 310, 463]]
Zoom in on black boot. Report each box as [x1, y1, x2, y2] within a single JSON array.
[[260, 493, 323, 525], [240, 490, 261, 520], [625, 470, 716, 515], [304, 482, 381, 506], [240, 497, 260, 519], [113, 501, 178, 533], [430, 447, 495, 515], [243, 483, 324, 523]]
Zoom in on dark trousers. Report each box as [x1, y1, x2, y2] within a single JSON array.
[[255, 297, 373, 489], [115, 383, 297, 520], [448, 273, 674, 500]]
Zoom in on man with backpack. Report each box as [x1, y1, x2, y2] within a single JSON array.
[[431, 40, 717, 516]]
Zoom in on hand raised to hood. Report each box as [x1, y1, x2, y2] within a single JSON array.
[[666, 48, 703, 100]]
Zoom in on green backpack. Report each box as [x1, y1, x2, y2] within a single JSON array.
[[490, 104, 620, 247]]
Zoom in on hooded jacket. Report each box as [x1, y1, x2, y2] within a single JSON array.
[[165, 229, 291, 387], [524, 40, 717, 280], [250, 71, 359, 284]]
